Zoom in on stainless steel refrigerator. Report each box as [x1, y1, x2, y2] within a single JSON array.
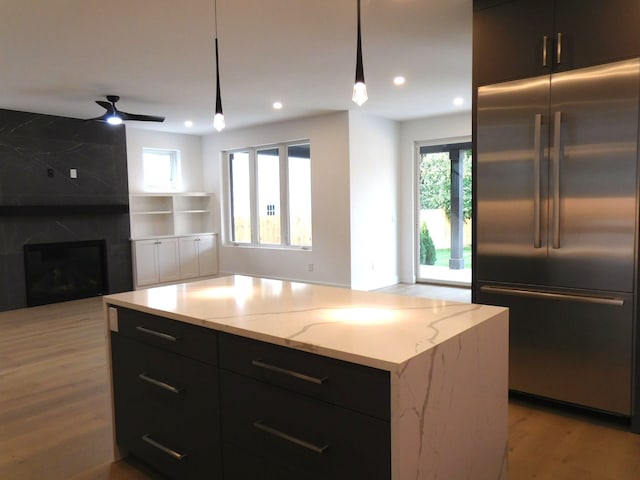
[[474, 58, 640, 415]]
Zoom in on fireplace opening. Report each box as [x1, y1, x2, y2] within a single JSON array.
[[24, 240, 109, 307]]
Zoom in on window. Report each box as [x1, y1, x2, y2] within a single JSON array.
[[229, 151, 251, 242], [143, 148, 181, 190], [225, 141, 312, 248], [257, 148, 281, 244], [287, 144, 312, 246]]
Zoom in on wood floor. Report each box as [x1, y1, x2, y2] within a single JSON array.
[[1, 286, 640, 479]]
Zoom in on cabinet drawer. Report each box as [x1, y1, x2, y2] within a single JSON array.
[[220, 371, 390, 480], [223, 443, 311, 480], [219, 333, 389, 421], [111, 334, 222, 479], [114, 307, 218, 365]]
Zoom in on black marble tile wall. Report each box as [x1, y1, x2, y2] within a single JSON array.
[[0, 108, 133, 311]]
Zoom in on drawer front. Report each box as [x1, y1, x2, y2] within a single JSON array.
[[223, 443, 319, 480], [219, 333, 390, 420], [220, 371, 390, 480], [111, 334, 222, 479], [114, 307, 218, 366]]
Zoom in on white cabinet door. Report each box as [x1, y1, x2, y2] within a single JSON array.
[[134, 235, 216, 288], [197, 235, 218, 277], [156, 238, 180, 283], [179, 236, 200, 279], [133, 240, 160, 287]]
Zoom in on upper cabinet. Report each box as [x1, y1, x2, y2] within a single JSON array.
[[130, 193, 214, 239], [474, 0, 553, 86], [473, 0, 640, 86]]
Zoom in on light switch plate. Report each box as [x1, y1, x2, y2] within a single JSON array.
[[70, 168, 77, 178]]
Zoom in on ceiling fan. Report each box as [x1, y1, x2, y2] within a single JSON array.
[[89, 95, 165, 125]]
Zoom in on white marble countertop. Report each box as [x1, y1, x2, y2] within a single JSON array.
[[104, 275, 507, 371]]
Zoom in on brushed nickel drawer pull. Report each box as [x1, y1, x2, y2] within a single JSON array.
[[251, 359, 328, 385], [138, 373, 183, 394], [142, 434, 187, 461], [253, 420, 328, 454], [135, 326, 180, 342]]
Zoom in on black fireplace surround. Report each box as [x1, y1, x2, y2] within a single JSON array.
[[24, 240, 109, 307], [0, 108, 133, 311]]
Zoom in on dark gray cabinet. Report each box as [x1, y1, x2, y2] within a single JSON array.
[[473, 0, 640, 86], [110, 311, 222, 479], [109, 308, 391, 480], [218, 333, 391, 480], [111, 335, 222, 479]]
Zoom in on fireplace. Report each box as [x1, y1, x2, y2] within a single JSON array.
[[23, 240, 109, 307]]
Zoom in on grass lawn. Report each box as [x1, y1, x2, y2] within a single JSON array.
[[433, 247, 472, 268]]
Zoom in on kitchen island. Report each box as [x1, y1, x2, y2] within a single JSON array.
[[104, 275, 509, 479]]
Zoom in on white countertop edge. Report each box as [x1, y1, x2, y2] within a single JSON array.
[[103, 294, 508, 373]]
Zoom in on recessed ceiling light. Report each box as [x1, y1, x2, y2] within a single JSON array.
[[393, 76, 406, 86], [453, 97, 464, 106], [273, 102, 283, 110], [184, 120, 193, 127]]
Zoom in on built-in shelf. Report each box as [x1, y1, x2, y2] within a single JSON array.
[[129, 193, 214, 239]]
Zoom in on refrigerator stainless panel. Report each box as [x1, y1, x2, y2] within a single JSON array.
[[547, 60, 640, 292], [477, 285, 633, 415], [477, 59, 640, 293], [476, 76, 552, 286], [475, 58, 640, 416]]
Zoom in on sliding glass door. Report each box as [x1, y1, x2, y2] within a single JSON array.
[[416, 141, 472, 286]]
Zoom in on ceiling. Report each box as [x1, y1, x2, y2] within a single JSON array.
[[0, 0, 472, 136]]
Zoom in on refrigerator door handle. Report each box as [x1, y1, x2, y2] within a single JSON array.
[[533, 113, 543, 248], [552, 111, 562, 249], [479, 286, 624, 306]]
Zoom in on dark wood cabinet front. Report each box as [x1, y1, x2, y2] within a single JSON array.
[[109, 307, 393, 480], [110, 309, 222, 480], [218, 332, 390, 421], [553, 0, 640, 73], [111, 323, 222, 479], [220, 370, 391, 480], [473, 0, 640, 86], [474, 0, 553, 85]]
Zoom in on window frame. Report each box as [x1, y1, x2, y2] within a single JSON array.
[[142, 147, 181, 191], [223, 140, 311, 250]]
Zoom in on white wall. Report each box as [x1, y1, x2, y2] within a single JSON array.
[[126, 128, 204, 193], [398, 112, 471, 283], [125, 111, 470, 289], [348, 111, 400, 291], [202, 112, 352, 287]]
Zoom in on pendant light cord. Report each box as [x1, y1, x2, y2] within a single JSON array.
[[355, 0, 365, 83], [214, 0, 219, 38], [213, 0, 224, 125]]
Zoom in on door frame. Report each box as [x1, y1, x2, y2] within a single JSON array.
[[414, 136, 472, 286]]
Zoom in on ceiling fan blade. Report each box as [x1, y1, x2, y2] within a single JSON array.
[[85, 113, 110, 122], [118, 110, 165, 122], [95, 100, 114, 112], [88, 97, 165, 123]]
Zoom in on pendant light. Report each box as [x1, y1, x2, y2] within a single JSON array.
[[352, 0, 368, 106], [213, 0, 225, 131]]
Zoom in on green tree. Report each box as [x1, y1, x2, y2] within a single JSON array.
[[420, 150, 472, 221], [420, 222, 437, 265]]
